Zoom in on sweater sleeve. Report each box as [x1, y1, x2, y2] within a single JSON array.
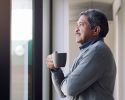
[[51, 68, 66, 97]]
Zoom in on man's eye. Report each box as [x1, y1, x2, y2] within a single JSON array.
[[79, 23, 84, 26], [78, 23, 81, 26], [76, 22, 84, 27]]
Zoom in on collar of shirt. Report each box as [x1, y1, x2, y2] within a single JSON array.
[[79, 37, 103, 50]]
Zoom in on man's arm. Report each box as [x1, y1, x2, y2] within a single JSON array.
[[61, 46, 108, 96], [51, 68, 66, 97]]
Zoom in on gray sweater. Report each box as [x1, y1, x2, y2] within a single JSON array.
[[51, 39, 116, 100]]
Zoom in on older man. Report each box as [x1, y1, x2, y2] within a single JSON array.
[[46, 9, 116, 100]]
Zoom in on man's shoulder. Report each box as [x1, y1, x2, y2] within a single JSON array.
[[80, 40, 104, 55], [92, 40, 108, 50], [88, 40, 111, 54]]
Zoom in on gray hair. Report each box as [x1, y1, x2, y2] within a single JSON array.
[[80, 9, 109, 38]]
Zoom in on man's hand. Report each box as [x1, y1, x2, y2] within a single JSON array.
[[46, 54, 55, 69]]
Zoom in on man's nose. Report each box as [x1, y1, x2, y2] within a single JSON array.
[[75, 26, 80, 33]]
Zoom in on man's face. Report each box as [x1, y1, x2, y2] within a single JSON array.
[[75, 15, 95, 44]]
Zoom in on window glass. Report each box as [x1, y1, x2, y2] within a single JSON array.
[[10, 0, 32, 100]]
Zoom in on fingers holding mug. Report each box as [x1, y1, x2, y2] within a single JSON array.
[[46, 54, 55, 69]]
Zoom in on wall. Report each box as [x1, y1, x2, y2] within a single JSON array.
[[52, 0, 69, 100], [69, 21, 80, 65], [42, 0, 51, 100], [113, 0, 125, 99]]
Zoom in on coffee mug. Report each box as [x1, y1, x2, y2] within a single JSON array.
[[52, 51, 67, 68]]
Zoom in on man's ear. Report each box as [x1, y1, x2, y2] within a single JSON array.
[[93, 26, 101, 36]]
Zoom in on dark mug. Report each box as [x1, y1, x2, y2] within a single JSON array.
[[52, 51, 67, 68]]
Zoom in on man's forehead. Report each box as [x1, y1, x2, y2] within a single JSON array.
[[77, 16, 88, 23]]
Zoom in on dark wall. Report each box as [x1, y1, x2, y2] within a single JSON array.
[[0, 0, 10, 99]]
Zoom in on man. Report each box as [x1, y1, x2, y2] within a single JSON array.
[[46, 9, 116, 100]]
